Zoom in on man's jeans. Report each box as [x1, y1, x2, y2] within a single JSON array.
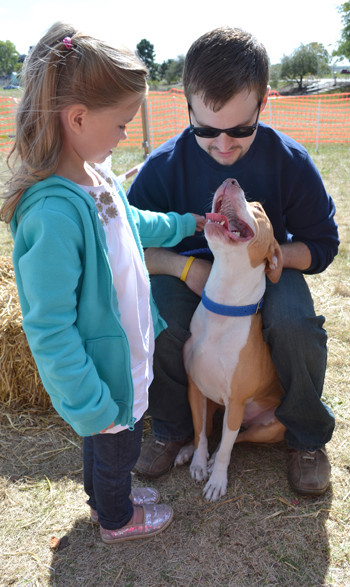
[[149, 269, 335, 451], [84, 418, 143, 530]]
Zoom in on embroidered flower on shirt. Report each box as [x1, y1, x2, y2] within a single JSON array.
[[100, 191, 114, 206], [87, 162, 120, 226], [106, 206, 118, 219], [92, 164, 109, 183], [101, 213, 109, 226]]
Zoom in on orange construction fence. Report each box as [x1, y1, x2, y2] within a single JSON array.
[[139, 89, 350, 149], [1, 90, 350, 153], [125, 89, 350, 149]]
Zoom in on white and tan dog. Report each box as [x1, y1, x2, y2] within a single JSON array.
[[176, 178, 286, 501]]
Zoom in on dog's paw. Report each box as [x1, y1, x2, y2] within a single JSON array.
[[190, 461, 208, 482], [174, 444, 195, 467], [190, 449, 209, 482], [203, 471, 228, 502]]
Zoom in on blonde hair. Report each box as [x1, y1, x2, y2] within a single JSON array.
[[1, 21, 148, 222], [183, 27, 269, 111]]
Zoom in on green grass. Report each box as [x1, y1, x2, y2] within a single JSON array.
[[111, 147, 144, 189], [0, 87, 23, 99]]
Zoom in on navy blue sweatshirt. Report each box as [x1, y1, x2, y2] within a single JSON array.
[[127, 123, 339, 274]]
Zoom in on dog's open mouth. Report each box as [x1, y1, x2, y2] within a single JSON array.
[[206, 195, 254, 242]]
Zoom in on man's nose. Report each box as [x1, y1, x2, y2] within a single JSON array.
[[214, 132, 235, 151]]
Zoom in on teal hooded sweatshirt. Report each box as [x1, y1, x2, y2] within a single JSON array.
[[10, 175, 196, 436]]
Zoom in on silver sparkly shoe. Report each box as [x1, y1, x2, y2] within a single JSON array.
[[90, 487, 160, 523], [100, 504, 173, 544]]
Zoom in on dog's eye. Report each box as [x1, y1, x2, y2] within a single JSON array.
[[253, 204, 262, 211]]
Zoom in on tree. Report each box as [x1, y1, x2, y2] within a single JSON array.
[[333, 2, 350, 59], [280, 43, 330, 89], [0, 40, 19, 76], [158, 60, 169, 79], [269, 63, 282, 89], [136, 39, 158, 80], [160, 55, 185, 84]]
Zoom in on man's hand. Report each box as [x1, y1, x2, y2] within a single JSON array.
[[280, 242, 311, 271], [144, 248, 212, 297], [185, 257, 212, 296]]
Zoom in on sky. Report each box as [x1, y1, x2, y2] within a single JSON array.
[[0, 0, 347, 66]]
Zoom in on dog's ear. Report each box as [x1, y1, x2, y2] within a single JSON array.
[[265, 239, 283, 283]]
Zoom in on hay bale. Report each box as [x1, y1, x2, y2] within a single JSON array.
[[0, 256, 49, 408]]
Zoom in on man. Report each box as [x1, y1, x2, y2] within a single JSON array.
[[127, 27, 339, 495]]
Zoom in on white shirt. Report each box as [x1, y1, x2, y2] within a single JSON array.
[[80, 162, 154, 433]]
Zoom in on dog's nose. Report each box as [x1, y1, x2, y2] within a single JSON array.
[[222, 178, 241, 192]]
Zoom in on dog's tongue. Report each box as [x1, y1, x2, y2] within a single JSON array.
[[206, 212, 229, 230]]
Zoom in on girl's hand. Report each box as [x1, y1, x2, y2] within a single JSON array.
[[100, 422, 115, 433], [92, 422, 115, 435], [191, 213, 206, 233]]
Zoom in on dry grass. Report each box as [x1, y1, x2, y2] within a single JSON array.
[[0, 257, 48, 408], [0, 144, 349, 587]]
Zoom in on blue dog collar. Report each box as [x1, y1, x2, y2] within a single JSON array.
[[179, 247, 212, 256], [201, 290, 264, 317]]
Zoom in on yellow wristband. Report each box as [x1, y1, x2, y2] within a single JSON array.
[[180, 256, 195, 282]]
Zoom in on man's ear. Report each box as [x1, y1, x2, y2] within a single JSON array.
[[265, 238, 283, 283], [65, 104, 89, 135], [259, 86, 270, 115]]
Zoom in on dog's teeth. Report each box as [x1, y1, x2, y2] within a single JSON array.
[[220, 221, 225, 225]]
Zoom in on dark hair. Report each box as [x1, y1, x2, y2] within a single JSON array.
[[183, 27, 269, 111]]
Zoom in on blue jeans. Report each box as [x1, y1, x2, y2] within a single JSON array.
[[83, 417, 143, 530], [149, 270, 335, 451]]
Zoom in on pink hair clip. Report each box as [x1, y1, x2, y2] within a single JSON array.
[[62, 37, 72, 51]]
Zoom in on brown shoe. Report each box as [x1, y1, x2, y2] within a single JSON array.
[[134, 434, 193, 478], [288, 448, 331, 496]]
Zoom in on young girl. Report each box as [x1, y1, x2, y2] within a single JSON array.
[[0, 22, 205, 544]]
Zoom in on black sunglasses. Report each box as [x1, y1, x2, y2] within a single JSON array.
[[188, 102, 261, 139]]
